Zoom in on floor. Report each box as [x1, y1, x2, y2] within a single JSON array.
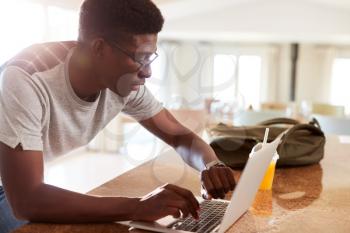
[[43, 121, 170, 193], [43, 123, 210, 194], [44, 149, 138, 193], [44, 142, 166, 194]]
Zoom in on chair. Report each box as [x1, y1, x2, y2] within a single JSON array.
[[260, 102, 289, 111], [311, 103, 345, 117]]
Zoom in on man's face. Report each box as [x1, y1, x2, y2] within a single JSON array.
[[93, 34, 158, 97]]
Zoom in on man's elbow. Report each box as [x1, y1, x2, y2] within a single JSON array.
[[9, 193, 44, 221]]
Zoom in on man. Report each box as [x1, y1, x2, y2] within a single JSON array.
[[0, 0, 236, 232]]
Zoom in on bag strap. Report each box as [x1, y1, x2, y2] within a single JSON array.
[[309, 117, 322, 129], [278, 123, 325, 148], [258, 117, 300, 126]]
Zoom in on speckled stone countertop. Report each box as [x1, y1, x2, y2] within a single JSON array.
[[13, 135, 350, 233]]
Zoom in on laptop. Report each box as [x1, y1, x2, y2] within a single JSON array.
[[130, 136, 281, 233]]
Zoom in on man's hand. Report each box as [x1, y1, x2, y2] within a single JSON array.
[[201, 165, 236, 199], [132, 184, 200, 221], [140, 109, 236, 199]]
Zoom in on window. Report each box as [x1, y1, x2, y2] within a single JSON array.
[[330, 58, 350, 115], [0, 1, 45, 64], [213, 54, 262, 108], [238, 55, 262, 109], [0, 1, 78, 65], [213, 55, 237, 102], [47, 6, 79, 41]]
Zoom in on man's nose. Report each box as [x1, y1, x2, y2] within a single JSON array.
[[138, 64, 152, 79]]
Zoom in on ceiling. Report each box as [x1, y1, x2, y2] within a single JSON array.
[[43, 0, 350, 43], [157, 0, 350, 43], [155, 0, 350, 9], [47, 0, 350, 14]]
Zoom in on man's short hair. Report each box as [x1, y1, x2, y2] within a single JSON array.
[[78, 0, 164, 42]]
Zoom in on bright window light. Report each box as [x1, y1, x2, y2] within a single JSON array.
[[331, 58, 350, 115], [213, 55, 237, 102], [0, 0, 45, 63], [213, 54, 262, 108], [47, 6, 78, 41], [0, 1, 79, 65], [238, 55, 262, 109]]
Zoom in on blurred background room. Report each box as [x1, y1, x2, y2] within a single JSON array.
[[1, 0, 350, 193]]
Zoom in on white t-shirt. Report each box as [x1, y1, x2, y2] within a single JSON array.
[[0, 42, 163, 185]]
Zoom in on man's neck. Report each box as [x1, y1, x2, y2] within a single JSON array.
[[68, 47, 103, 102]]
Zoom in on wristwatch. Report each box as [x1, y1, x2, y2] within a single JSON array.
[[205, 160, 226, 169]]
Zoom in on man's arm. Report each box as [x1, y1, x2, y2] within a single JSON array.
[[140, 109, 215, 170], [140, 109, 236, 199], [0, 143, 199, 222]]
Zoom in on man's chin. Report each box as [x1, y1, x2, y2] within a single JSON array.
[[110, 84, 142, 97], [110, 88, 132, 97]]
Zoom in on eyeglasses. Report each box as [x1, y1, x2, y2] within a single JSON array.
[[108, 41, 158, 71]]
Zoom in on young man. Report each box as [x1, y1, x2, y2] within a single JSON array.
[[0, 0, 236, 232]]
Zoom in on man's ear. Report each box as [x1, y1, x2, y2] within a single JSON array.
[[90, 38, 107, 58]]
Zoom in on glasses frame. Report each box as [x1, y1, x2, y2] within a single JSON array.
[[108, 41, 158, 71]]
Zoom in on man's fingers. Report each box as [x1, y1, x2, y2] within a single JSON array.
[[165, 184, 200, 211], [201, 187, 213, 200], [201, 170, 219, 199], [167, 207, 181, 219], [208, 168, 225, 199], [217, 168, 231, 193], [167, 200, 196, 219], [164, 185, 199, 219], [168, 201, 191, 218], [224, 168, 236, 190]]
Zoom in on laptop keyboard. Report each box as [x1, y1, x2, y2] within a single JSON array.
[[169, 200, 229, 233]]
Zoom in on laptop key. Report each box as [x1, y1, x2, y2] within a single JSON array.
[[174, 200, 228, 232]]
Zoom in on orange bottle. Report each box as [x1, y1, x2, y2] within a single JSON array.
[[259, 152, 279, 190]]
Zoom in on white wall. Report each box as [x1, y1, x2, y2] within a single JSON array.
[[154, 40, 350, 109], [157, 0, 350, 108], [296, 44, 350, 103]]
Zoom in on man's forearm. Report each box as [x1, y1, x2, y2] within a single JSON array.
[[173, 132, 218, 171], [15, 183, 140, 223]]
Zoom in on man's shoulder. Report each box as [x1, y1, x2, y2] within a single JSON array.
[[0, 66, 47, 103], [1, 41, 77, 76]]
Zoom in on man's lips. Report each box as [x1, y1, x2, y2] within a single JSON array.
[[131, 82, 145, 90], [133, 81, 145, 86], [132, 82, 145, 87]]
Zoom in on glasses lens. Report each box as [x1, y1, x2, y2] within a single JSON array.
[[135, 53, 157, 63], [148, 53, 158, 62]]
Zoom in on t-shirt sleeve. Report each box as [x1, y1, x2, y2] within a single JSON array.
[[0, 67, 44, 151], [122, 86, 163, 121]]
